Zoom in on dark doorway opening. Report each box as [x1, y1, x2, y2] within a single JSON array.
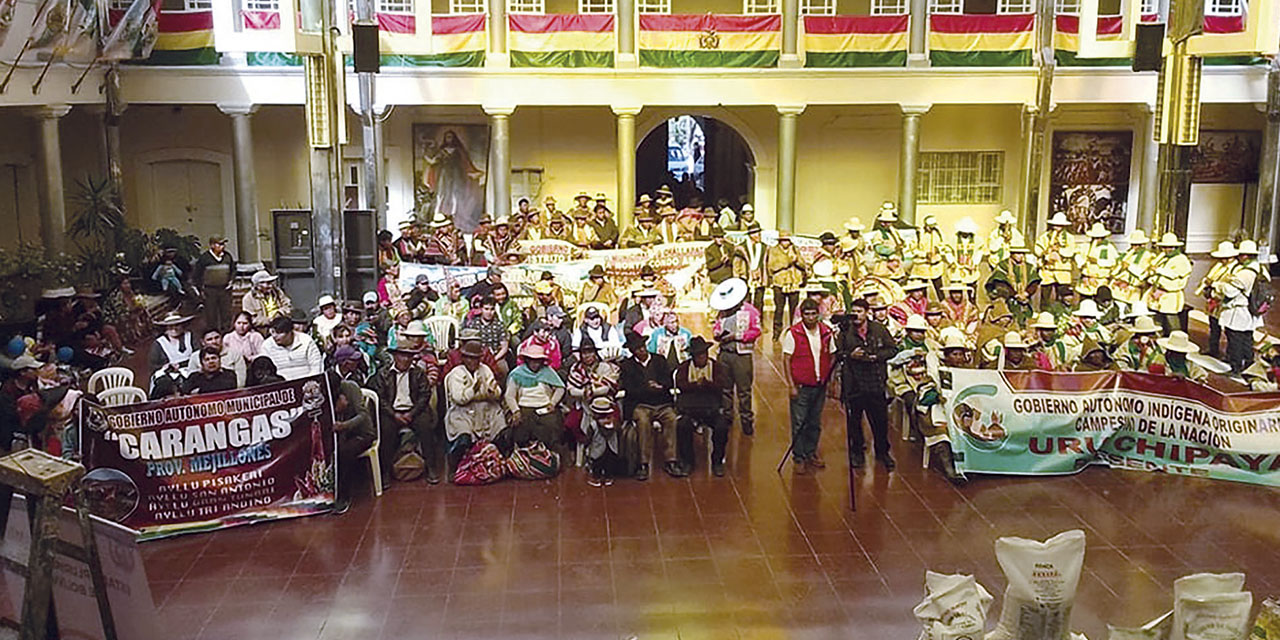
[[636, 116, 755, 213]]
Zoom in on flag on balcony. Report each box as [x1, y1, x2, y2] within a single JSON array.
[[639, 14, 780, 68], [1053, 14, 1127, 66], [928, 13, 1032, 67], [138, 7, 216, 65], [1202, 14, 1263, 65], [802, 15, 907, 67], [392, 14, 485, 67], [509, 14, 615, 68]]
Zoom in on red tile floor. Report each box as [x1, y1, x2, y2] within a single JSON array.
[[143, 341, 1280, 640]]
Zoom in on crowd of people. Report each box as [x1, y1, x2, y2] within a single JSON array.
[[2, 184, 1275, 513]]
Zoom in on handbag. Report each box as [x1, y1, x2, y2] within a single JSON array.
[[453, 440, 507, 485], [391, 428, 425, 482], [506, 441, 561, 480]]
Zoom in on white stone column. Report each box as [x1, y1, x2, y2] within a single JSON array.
[[219, 104, 261, 262], [908, 0, 928, 67], [486, 106, 514, 222], [1134, 103, 1159, 234], [487, 0, 509, 67], [33, 105, 71, 258], [898, 105, 929, 225], [776, 105, 805, 232], [614, 106, 641, 230], [617, 0, 637, 67], [780, 0, 801, 68]]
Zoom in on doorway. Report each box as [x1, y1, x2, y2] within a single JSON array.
[[636, 116, 755, 212]]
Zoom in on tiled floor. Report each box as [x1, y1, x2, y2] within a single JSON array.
[[143, 341, 1280, 640]]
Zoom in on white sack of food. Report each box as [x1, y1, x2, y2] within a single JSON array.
[[1171, 574, 1248, 640], [914, 571, 995, 640], [1178, 592, 1253, 640], [986, 529, 1087, 640]]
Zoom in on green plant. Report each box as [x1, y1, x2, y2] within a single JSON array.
[[67, 176, 126, 290], [152, 228, 201, 264]]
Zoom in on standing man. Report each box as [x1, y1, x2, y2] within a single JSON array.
[[674, 337, 730, 477], [910, 215, 947, 299], [1110, 229, 1155, 306], [782, 299, 837, 473], [1076, 222, 1119, 299], [193, 235, 237, 333], [946, 218, 983, 301], [704, 227, 735, 285], [712, 278, 760, 436], [985, 209, 1025, 270], [869, 202, 905, 269], [1218, 248, 1260, 375], [768, 230, 808, 340], [1198, 241, 1238, 359], [838, 298, 897, 470], [736, 221, 768, 312], [1147, 232, 1192, 335], [1035, 213, 1076, 310]]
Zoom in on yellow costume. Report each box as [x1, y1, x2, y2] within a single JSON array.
[[909, 217, 947, 281], [1076, 223, 1119, 297], [869, 202, 905, 265], [1035, 215, 1076, 286], [946, 219, 985, 290], [1109, 230, 1156, 305], [766, 242, 807, 293], [985, 210, 1025, 269], [1146, 234, 1192, 315]]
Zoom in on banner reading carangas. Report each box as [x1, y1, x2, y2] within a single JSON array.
[[78, 375, 337, 540], [943, 369, 1280, 487]]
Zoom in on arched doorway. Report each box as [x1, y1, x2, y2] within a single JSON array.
[[636, 116, 755, 213]]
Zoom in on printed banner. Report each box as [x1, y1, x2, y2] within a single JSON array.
[[803, 15, 908, 68], [944, 369, 1280, 488], [0, 495, 159, 640], [78, 376, 337, 540]]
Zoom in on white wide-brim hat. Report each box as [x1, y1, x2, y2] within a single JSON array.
[[709, 278, 749, 311], [1158, 330, 1199, 353]]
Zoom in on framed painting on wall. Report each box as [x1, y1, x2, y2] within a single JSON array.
[[413, 124, 490, 232], [1191, 131, 1262, 184], [1049, 130, 1133, 234]]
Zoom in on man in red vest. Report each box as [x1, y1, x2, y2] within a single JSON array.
[[782, 298, 837, 473]]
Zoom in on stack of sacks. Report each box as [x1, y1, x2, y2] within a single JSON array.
[[987, 529, 1090, 640], [913, 571, 994, 640]]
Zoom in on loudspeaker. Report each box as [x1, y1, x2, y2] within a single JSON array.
[[352, 23, 380, 74], [1132, 23, 1164, 72]]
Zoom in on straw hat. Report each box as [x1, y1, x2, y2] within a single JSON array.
[[519, 343, 549, 360], [1086, 222, 1111, 238], [812, 259, 836, 278], [1002, 331, 1029, 349], [876, 202, 898, 222], [922, 214, 938, 227], [1009, 244, 1029, 254], [1156, 232, 1183, 248], [839, 236, 858, 252], [843, 219, 866, 233], [904, 315, 929, 332], [1047, 213, 1070, 227], [1030, 311, 1058, 330], [941, 330, 969, 351], [1131, 316, 1159, 334], [534, 280, 555, 295], [251, 270, 278, 285], [942, 283, 971, 293], [995, 210, 1017, 225], [903, 279, 929, 292], [746, 221, 762, 234], [1073, 299, 1102, 318], [742, 203, 755, 213], [1157, 330, 1199, 354], [1238, 239, 1259, 255], [1128, 229, 1150, 245], [156, 311, 195, 326], [401, 321, 430, 338], [1210, 241, 1238, 259], [955, 217, 979, 235], [317, 294, 336, 309], [710, 278, 749, 311], [1125, 300, 1153, 318], [589, 397, 616, 416]]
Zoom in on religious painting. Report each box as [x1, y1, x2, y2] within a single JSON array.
[[1049, 130, 1133, 234], [413, 124, 489, 232], [1192, 130, 1262, 183]]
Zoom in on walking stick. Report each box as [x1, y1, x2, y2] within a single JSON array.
[[775, 442, 792, 474]]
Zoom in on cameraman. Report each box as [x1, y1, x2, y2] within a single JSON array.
[[836, 299, 898, 470]]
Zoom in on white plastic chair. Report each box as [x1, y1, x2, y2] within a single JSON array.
[[424, 315, 460, 352], [88, 367, 134, 395], [361, 388, 383, 497], [99, 386, 147, 407]]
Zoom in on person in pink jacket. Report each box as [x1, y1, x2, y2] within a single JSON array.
[[710, 278, 762, 436]]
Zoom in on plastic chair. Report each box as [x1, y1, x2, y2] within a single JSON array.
[[98, 386, 147, 407], [88, 367, 134, 395], [424, 315, 460, 352], [361, 388, 383, 497]]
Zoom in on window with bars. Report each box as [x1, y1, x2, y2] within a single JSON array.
[[1140, 0, 1158, 16], [638, 0, 670, 12], [917, 151, 1004, 205], [1054, 0, 1080, 13], [244, 0, 280, 11], [579, 0, 615, 12], [997, 0, 1031, 12], [928, 0, 963, 14], [507, 0, 544, 13], [1205, 0, 1242, 15], [449, 0, 486, 13], [378, 0, 413, 12], [801, 0, 837, 15], [744, 0, 779, 13], [871, 0, 907, 14], [185, 0, 213, 9]]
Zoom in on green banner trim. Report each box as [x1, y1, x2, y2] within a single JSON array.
[[134, 47, 221, 66], [804, 50, 907, 68], [638, 49, 779, 68], [510, 50, 614, 68], [929, 49, 1032, 67]]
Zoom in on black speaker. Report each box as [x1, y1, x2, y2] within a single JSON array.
[[1132, 22, 1164, 72], [352, 23, 380, 74]]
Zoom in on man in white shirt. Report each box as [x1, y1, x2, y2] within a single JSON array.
[[186, 327, 248, 387], [1218, 254, 1260, 375], [781, 299, 838, 472], [261, 315, 325, 380]]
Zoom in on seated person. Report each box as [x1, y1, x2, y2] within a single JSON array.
[[618, 332, 682, 480], [517, 319, 564, 372], [312, 295, 343, 349], [673, 337, 730, 477], [565, 339, 620, 446], [1157, 331, 1207, 381], [330, 345, 370, 384], [241, 270, 293, 329], [572, 305, 622, 353], [187, 327, 248, 387], [1115, 316, 1164, 373], [328, 372, 376, 514], [405, 274, 439, 319], [997, 331, 1037, 370], [647, 311, 693, 365], [442, 328, 501, 379], [246, 355, 286, 387], [1072, 337, 1118, 372], [444, 340, 506, 471], [462, 296, 511, 376], [262, 315, 325, 381], [374, 345, 442, 484], [182, 347, 238, 395], [504, 343, 566, 453]]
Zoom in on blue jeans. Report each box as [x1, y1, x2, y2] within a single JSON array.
[[790, 384, 826, 462]]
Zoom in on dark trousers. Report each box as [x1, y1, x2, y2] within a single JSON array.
[[203, 286, 232, 333], [1157, 310, 1189, 336], [718, 351, 754, 431], [789, 384, 826, 462], [337, 430, 375, 500], [380, 409, 440, 475], [844, 393, 891, 458], [677, 406, 728, 468], [515, 408, 564, 449], [750, 286, 767, 313], [1208, 316, 1223, 357], [1226, 328, 1253, 374], [772, 289, 799, 335]]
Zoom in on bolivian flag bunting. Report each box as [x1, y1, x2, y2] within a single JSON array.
[[802, 15, 908, 67], [510, 14, 615, 68], [639, 14, 780, 68], [928, 13, 1033, 67]]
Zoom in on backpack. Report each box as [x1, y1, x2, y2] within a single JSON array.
[[1249, 272, 1273, 316]]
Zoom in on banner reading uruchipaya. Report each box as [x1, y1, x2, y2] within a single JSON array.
[[79, 375, 337, 540], [944, 369, 1280, 487]]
